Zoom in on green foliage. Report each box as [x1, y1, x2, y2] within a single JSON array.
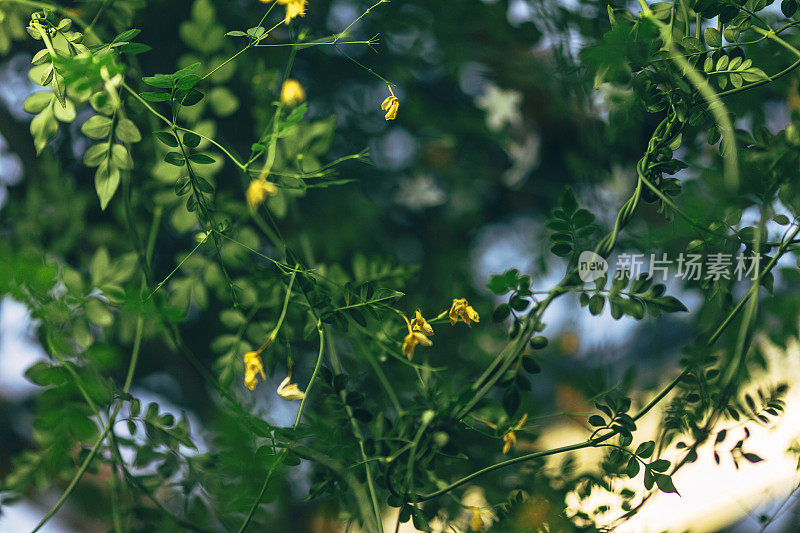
[[2, 0, 800, 531]]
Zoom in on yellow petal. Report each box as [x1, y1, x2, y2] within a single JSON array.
[[277, 375, 306, 401], [402, 333, 416, 360], [513, 413, 528, 431], [411, 309, 434, 336], [414, 331, 432, 346], [503, 431, 516, 454], [384, 100, 399, 120], [243, 351, 266, 390], [281, 0, 307, 22], [246, 179, 278, 208], [280, 78, 306, 106], [470, 508, 485, 531]]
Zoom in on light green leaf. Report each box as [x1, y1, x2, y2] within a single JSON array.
[[116, 118, 142, 143], [95, 163, 121, 209], [84, 143, 110, 167], [111, 144, 133, 169], [23, 92, 54, 114], [81, 115, 113, 139]]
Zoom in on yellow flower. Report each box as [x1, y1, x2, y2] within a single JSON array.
[[469, 506, 497, 531], [259, 0, 307, 24], [381, 86, 399, 120], [502, 413, 528, 454], [243, 350, 267, 391], [276, 374, 306, 401], [462, 487, 497, 531], [401, 313, 432, 360], [281, 78, 306, 106], [246, 178, 278, 208], [449, 298, 480, 326], [410, 309, 434, 336]]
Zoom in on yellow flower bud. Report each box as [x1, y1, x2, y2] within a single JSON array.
[[381, 95, 399, 120], [246, 178, 278, 208], [277, 375, 306, 401], [281, 79, 306, 106], [449, 298, 480, 326], [401, 313, 432, 360], [410, 309, 434, 336], [243, 351, 267, 391], [259, 0, 307, 24]]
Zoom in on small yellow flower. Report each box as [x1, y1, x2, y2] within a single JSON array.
[[276, 374, 306, 401], [243, 350, 267, 391], [410, 309, 434, 336], [281, 79, 306, 106], [259, 0, 307, 24], [401, 313, 432, 360], [381, 86, 399, 120], [502, 413, 528, 454], [246, 178, 278, 208], [469, 506, 497, 531], [449, 298, 480, 326]]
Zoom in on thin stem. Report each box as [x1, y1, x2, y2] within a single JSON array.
[[641, 2, 739, 189], [86, 0, 115, 35], [416, 219, 800, 502], [327, 332, 386, 532], [32, 314, 144, 532], [238, 323, 325, 533], [332, 0, 389, 44]]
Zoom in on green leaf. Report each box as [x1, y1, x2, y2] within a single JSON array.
[[740, 67, 769, 82], [704, 27, 722, 47], [140, 91, 171, 102], [588, 294, 605, 315], [155, 131, 179, 147], [246, 26, 266, 40], [53, 99, 76, 122], [142, 75, 173, 88], [492, 303, 511, 322], [31, 49, 50, 66], [51, 71, 66, 108], [180, 89, 204, 106], [530, 336, 548, 349], [182, 131, 201, 148], [116, 118, 142, 143], [588, 415, 606, 427], [25, 362, 65, 387], [649, 459, 670, 472], [164, 152, 186, 166], [84, 143, 110, 167], [23, 92, 54, 114], [113, 29, 141, 43], [95, 163, 121, 209], [175, 62, 202, 79], [652, 296, 688, 313], [488, 274, 512, 295], [188, 153, 215, 164], [30, 105, 58, 154], [655, 473, 678, 494], [626, 457, 640, 478], [85, 298, 113, 327], [111, 144, 133, 169], [81, 115, 113, 139], [551, 243, 572, 257], [636, 441, 655, 458]]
